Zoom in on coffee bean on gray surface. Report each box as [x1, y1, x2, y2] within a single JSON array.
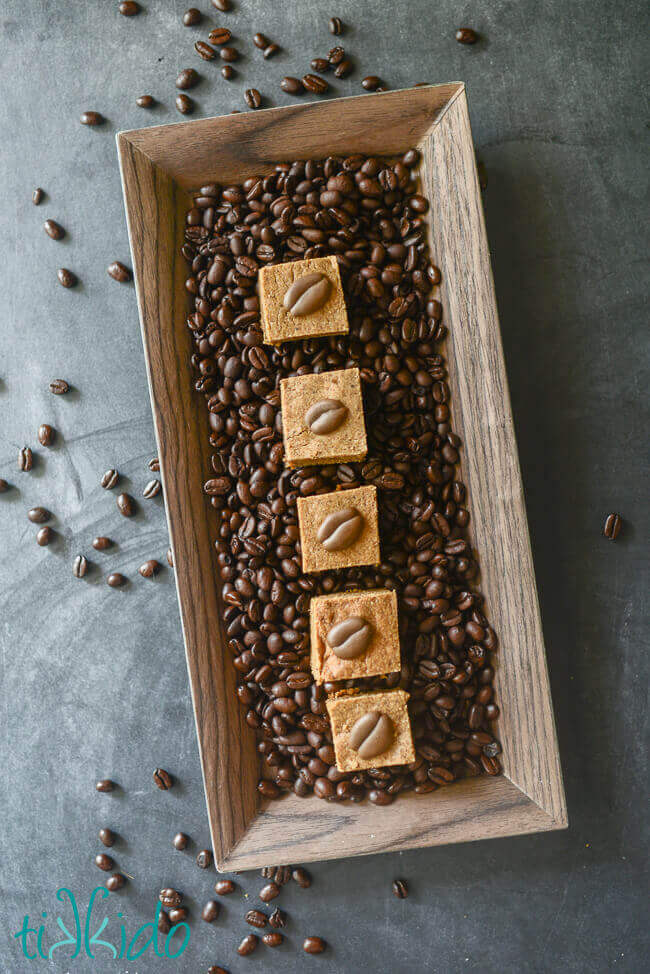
[[38, 424, 55, 446], [259, 881, 280, 902], [95, 853, 113, 871], [27, 507, 50, 524], [159, 888, 183, 908], [158, 910, 171, 934], [106, 873, 125, 891], [245, 909, 267, 927], [253, 32, 269, 48], [211, 0, 231, 10], [237, 934, 258, 956], [302, 73, 329, 93], [333, 58, 352, 78], [362, 75, 382, 90], [148, 457, 160, 471], [263, 932, 283, 946], [153, 768, 173, 790], [101, 469, 119, 489], [106, 572, 126, 588], [209, 27, 231, 44], [603, 512, 622, 539], [18, 447, 33, 471], [36, 526, 53, 546], [303, 936, 326, 954], [57, 267, 77, 288], [219, 45, 238, 62], [142, 479, 161, 498], [173, 832, 189, 850], [183, 7, 201, 26], [202, 900, 220, 922], [263, 42, 279, 59], [80, 111, 104, 126], [139, 559, 160, 578], [196, 849, 213, 869], [72, 555, 88, 578], [268, 907, 286, 928], [292, 866, 311, 888], [311, 57, 330, 73], [328, 45, 345, 65], [392, 878, 408, 898], [119, 1, 140, 14], [221, 64, 235, 79], [0, 479, 9, 492], [99, 828, 116, 847], [456, 27, 478, 43], [95, 779, 115, 793], [176, 94, 194, 115], [44, 219, 65, 240], [245, 88, 262, 109], [176, 68, 199, 90], [116, 492, 134, 516], [329, 16, 343, 34], [107, 260, 131, 282], [281, 76, 303, 94], [32, 187, 44, 205], [168, 907, 188, 924], [214, 879, 235, 895], [136, 94, 155, 107], [49, 378, 69, 395], [195, 40, 216, 60]]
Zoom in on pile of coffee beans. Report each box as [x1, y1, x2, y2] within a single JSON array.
[[182, 150, 502, 804]]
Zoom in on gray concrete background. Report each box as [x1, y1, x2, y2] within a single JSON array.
[[1, 1, 648, 972]]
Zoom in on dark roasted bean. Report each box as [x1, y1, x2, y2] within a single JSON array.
[[362, 76, 381, 91], [215, 879, 236, 895], [238, 934, 258, 956], [44, 219, 65, 240], [196, 849, 213, 868], [219, 46, 239, 62], [173, 832, 189, 850], [211, 0, 231, 9], [392, 879, 408, 898], [176, 94, 194, 115], [107, 572, 126, 588], [269, 907, 286, 928], [245, 89, 262, 109], [136, 94, 155, 107], [38, 424, 55, 446], [96, 779, 115, 793], [106, 873, 125, 891], [246, 909, 267, 927], [18, 447, 33, 471], [253, 32, 269, 48], [101, 468, 119, 489], [210, 27, 232, 44], [159, 888, 183, 908], [281, 76, 304, 95], [143, 478, 161, 498], [183, 8, 201, 26], [302, 74, 329, 94], [158, 910, 171, 934], [49, 378, 69, 395], [195, 40, 217, 60], [107, 261, 131, 282], [99, 828, 116, 847], [329, 16, 343, 34], [303, 936, 326, 954], [263, 932, 283, 946], [333, 58, 352, 78], [221, 64, 235, 79], [259, 881, 280, 902], [117, 493, 135, 516], [311, 57, 329, 73], [455, 27, 478, 44], [202, 900, 220, 922], [263, 43, 279, 59], [153, 768, 173, 790], [95, 853, 113, 871], [57, 267, 77, 287], [176, 68, 199, 90], [92, 535, 112, 550], [33, 187, 44, 205], [80, 111, 104, 126], [28, 507, 50, 524], [73, 555, 88, 578], [36, 527, 53, 546], [119, 1, 140, 14], [292, 867, 311, 888], [168, 907, 188, 924], [603, 513, 622, 539], [139, 559, 160, 578]]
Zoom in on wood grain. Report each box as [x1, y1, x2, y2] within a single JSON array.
[[117, 83, 566, 872]]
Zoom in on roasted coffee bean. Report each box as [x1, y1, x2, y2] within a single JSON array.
[[99, 828, 116, 847], [107, 572, 126, 588], [210, 27, 232, 44], [158, 910, 171, 934], [207, 968, 228, 974], [238, 934, 258, 956], [139, 559, 160, 578], [281, 77, 303, 95], [148, 457, 160, 471], [197, 849, 213, 868], [159, 888, 183, 908], [362, 76, 381, 91], [106, 873, 125, 891], [302, 74, 329, 94], [143, 478, 161, 498], [176, 68, 199, 90], [73, 555, 88, 578], [326, 616, 372, 659], [27, 507, 50, 524], [245, 89, 262, 109], [329, 16, 343, 34], [101, 469, 119, 489], [328, 45, 345, 65], [93, 536, 112, 551], [253, 32, 269, 48], [183, 8, 201, 25], [317, 507, 362, 551], [107, 261, 131, 282], [173, 832, 189, 850], [246, 909, 267, 928], [57, 267, 77, 288], [36, 527, 53, 546], [96, 779, 115, 793], [80, 111, 104, 126], [305, 398, 347, 433], [176, 94, 194, 115], [119, 1, 140, 14], [221, 64, 235, 79], [333, 59, 352, 78], [38, 424, 55, 446], [268, 908, 286, 929], [195, 40, 217, 60], [153, 768, 173, 790], [212, 0, 231, 9], [311, 57, 329, 73], [33, 187, 44, 205], [202, 900, 220, 922], [303, 936, 326, 954], [215, 879, 235, 895], [49, 378, 69, 395], [219, 46, 239, 62], [18, 447, 33, 471], [392, 879, 408, 898], [168, 907, 188, 924], [349, 711, 393, 758], [44, 219, 65, 240], [259, 882, 280, 902], [136, 94, 155, 107], [455, 27, 478, 44], [263, 932, 283, 946], [263, 43, 279, 59], [292, 867, 311, 888], [117, 492, 134, 516], [603, 513, 622, 539], [95, 853, 114, 871]]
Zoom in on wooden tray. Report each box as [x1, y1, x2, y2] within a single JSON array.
[[117, 84, 567, 871]]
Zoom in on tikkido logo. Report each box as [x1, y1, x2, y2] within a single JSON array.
[[13, 887, 190, 962]]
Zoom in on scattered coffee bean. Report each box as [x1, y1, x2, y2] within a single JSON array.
[[18, 447, 33, 471], [221, 64, 235, 79], [195, 40, 217, 60], [202, 900, 220, 922], [176, 68, 200, 90], [310, 57, 330, 73], [603, 513, 622, 539], [253, 32, 269, 48], [207, 968, 228, 974], [153, 768, 173, 790], [73, 555, 88, 578], [101, 470, 119, 491], [96, 779, 115, 793], [166, 547, 174, 567], [95, 853, 114, 871], [99, 828, 116, 847], [209, 27, 232, 44], [38, 424, 55, 446], [263, 932, 283, 947], [107, 572, 126, 588], [259, 882, 280, 902], [92, 536, 112, 552], [328, 45, 345, 65], [302, 74, 329, 94], [117, 492, 134, 516], [329, 16, 343, 35], [281, 76, 304, 95], [139, 559, 160, 578], [268, 908, 286, 929], [245, 909, 267, 928], [143, 478, 161, 498], [219, 46, 238, 62], [211, 0, 231, 10], [33, 187, 44, 205], [168, 907, 188, 924], [136, 94, 155, 108], [148, 457, 160, 471], [119, 1, 140, 14], [176, 94, 194, 115], [392, 878, 408, 898], [158, 910, 171, 934], [106, 872, 125, 891], [196, 849, 213, 869], [333, 58, 352, 78], [292, 867, 311, 888], [44, 219, 65, 240], [263, 43, 279, 59], [80, 111, 104, 126], [183, 7, 201, 26], [237, 934, 258, 956], [455, 27, 478, 44], [303, 936, 326, 954], [107, 261, 132, 282], [36, 526, 53, 546], [159, 888, 183, 908], [0, 479, 9, 493], [245, 89, 262, 109], [214, 879, 235, 895], [57, 268, 77, 288], [27, 506, 50, 524], [173, 832, 189, 850], [362, 75, 381, 91], [49, 378, 69, 395]]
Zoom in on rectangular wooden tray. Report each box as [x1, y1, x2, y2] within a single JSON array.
[[117, 83, 567, 870]]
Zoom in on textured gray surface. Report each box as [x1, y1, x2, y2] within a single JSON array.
[[1, 1, 648, 972]]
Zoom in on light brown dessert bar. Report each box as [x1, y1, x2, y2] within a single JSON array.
[[259, 255, 349, 344], [326, 689, 414, 772], [310, 588, 400, 683], [280, 367, 367, 467], [297, 485, 380, 573]]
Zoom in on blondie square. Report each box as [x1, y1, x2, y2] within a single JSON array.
[[280, 367, 367, 467], [326, 689, 415, 772], [259, 255, 349, 345], [310, 588, 400, 683], [297, 485, 380, 574]]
